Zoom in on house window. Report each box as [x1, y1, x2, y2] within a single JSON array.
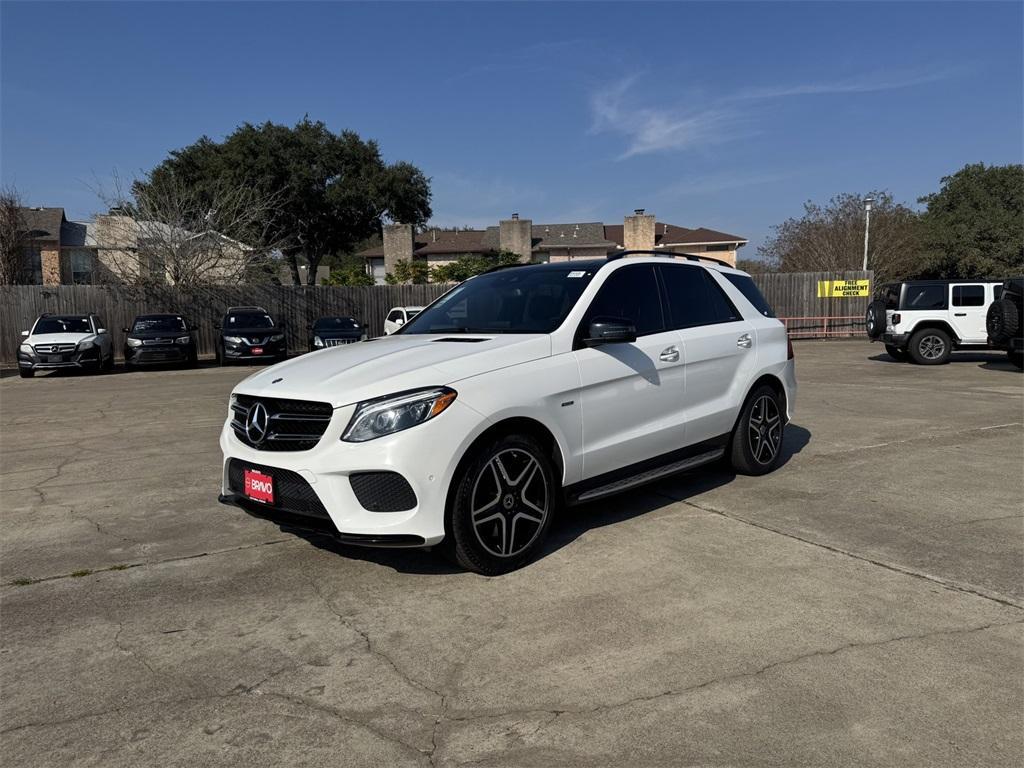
[[368, 257, 386, 285], [22, 246, 42, 284], [70, 250, 94, 284]]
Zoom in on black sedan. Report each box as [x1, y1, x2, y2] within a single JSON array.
[[309, 316, 367, 351], [123, 314, 198, 367], [216, 306, 287, 365]]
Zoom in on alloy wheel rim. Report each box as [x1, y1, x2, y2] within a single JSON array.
[[748, 395, 782, 465], [470, 448, 549, 558], [919, 335, 945, 360]]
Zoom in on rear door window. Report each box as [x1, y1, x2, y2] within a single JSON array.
[[658, 265, 740, 328]]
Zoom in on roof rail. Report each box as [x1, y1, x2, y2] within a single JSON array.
[[609, 250, 735, 269]]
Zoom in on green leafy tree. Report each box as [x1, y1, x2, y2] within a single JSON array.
[[430, 251, 522, 283], [385, 258, 429, 284], [135, 119, 432, 284], [917, 163, 1024, 279], [324, 255, 374, 286]]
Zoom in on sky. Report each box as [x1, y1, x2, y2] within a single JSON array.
[[2, 1, 1022, 257]]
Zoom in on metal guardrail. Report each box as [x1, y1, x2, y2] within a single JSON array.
[[779, 315, 865, 339]]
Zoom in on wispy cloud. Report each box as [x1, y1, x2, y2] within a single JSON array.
[[659, 169, 804, 198], [592, 67, 961, 159]]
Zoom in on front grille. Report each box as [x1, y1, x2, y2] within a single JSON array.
[[231, 394, 333, 452], [325, 338, 358, 347], [350, 472, 417, 512], [227, 459, 331, 520], [142, 338, 176, 346], [244, 336, 269, 345], [34, 343, 76, 354]]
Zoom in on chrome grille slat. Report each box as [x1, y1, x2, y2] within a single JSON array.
[[230, 395, 333, 452]]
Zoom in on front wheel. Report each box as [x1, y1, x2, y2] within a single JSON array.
[[19, 367, 34, 379], [908, 328, 952, 365], [885, 344, 908, 361], [1009, 350, 1023, 370], [730, 385, 786, 476], [446, 434, 557, 575]]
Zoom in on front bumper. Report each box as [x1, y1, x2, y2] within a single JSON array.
[[18, 346, 101, 370], [219, 399, 486, 547], [126, 345, 193, 365]]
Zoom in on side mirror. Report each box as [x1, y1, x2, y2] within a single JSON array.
[[584, 317, 637, 347], [97, 328, 107, 335], [121, 327, 130, 334], [395, 318, 405, 326], [21, 330, 29, 337], [213, 324, 221, 330]]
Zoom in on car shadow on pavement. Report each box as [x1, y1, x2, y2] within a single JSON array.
[[292, 424, 812, 576], [868, 351, 1015, 366]]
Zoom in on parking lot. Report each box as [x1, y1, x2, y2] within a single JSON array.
[[1, 340, 1021, 767]]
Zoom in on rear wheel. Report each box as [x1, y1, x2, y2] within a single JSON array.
[[908, 328, 952, 365], [730, 385, 786, 476], [884, 344, 908, 361], [446, 434, 557, 576]]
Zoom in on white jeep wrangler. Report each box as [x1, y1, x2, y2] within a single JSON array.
[[865, 280, 1006, 364]]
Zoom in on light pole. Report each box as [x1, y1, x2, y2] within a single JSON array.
[[861, 196, 874, 272]]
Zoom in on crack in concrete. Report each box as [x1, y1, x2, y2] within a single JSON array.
[[2, 537, 297, 587], [664, 495, 1024, 611]]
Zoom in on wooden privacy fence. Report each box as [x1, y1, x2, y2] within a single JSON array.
[[0, 270, 873, 364]]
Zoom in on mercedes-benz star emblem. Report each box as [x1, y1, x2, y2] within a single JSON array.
[[245, 402, 270, 444]]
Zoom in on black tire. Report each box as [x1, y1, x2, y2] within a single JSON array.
[[1009, 350, 1023, 370], [865, 300, 887, 339], [884, 344, 908, 361], [908, 327, 952, 365], [986, 299, 1020, 345], [103, 352, 115, 372], [730, 384, 786, 476], [18, 367, 33, 379], [446, 433, 557, 576], [217, 346, 227, 366]]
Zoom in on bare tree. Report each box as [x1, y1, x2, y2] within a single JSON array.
[[95, 173, 286, 286], [0, 185, 29, 285], [758, 192, 924, 281]]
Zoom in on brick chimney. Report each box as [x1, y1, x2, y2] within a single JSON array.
[[499, 213, 533, 263], [383, 223, 414, 274], [623, 209, 656, 253]]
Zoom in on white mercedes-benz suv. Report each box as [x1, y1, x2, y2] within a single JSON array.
[[219, 253, 797, 574]]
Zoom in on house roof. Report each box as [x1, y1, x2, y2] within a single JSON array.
[[357, 220, 747, 258], [19, 207, 66, 241], [60, 220, 97, 248], [603, 223, 747, 247]]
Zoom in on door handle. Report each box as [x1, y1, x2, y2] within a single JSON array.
[[737, 333, 752, 349], [954, 313, 966, 317], [659, 345, 680, 363]]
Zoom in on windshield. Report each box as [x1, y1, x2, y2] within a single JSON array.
[[314, 317, 359, 330], [400, 266, 598, 335], [34, 316, 91, 334], [226, 313, 274, 329], [132, 317, 186, 333]]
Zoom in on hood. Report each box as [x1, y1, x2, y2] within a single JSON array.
[[314, 328, 363, 338], [128, 329, 190, 340], [222, 326, 281, 336], [234, 333, 551, 408], [27, 332, 95, 346]]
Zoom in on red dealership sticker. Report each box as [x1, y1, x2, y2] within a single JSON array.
[[244, 469, 274, 504]]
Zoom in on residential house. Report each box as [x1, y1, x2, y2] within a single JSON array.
[[356, 210, 747, 284]]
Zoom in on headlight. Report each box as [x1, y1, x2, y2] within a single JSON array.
[[126, 337, 143, 348], [342, 387, 457, 443], [270, 333, 285, 342], [76, 335, 97, 351], [313, 336, 324, 347], [19, 343, 33, 355], [175, 336, 191, 344], [224, 336, 243, 344]]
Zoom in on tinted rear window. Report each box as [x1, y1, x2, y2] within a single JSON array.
[[723, 273, 775, 318], [902, 284, 948, 310]]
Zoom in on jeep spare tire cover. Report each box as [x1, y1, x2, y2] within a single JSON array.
[[987, 299, 1020, 344], [866, 300, 886, 339]]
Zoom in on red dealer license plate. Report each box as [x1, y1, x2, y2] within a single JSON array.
[[251, 347, 264, 355], [244, 469, 274, 504]]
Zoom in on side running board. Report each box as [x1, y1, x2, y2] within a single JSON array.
[[573, 448, 725, 504]]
